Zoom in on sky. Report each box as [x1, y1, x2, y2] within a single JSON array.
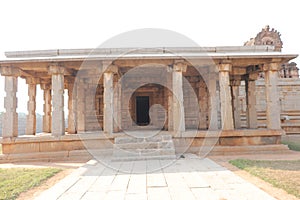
[[0, 0, 299, 114]]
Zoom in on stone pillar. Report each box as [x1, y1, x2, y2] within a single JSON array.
[[103, 72, 114, 134], [0, 67, 19, 138], [208, 68, 219, 130], [245, 74, 258, 129], [40, 83, 51, 133], [230, 79, 241, 129], [113, 77, 121, 132], [76, 80, 86, 132], [264, 62, 281, 129], [67, 78, 76, 134], [172, 61, 187, 135], [218, 62, 234, 130], [167, 67, 173, 131], [49, 65, 65, 136], [25, 77, 39, 135], [198, 80, 208, 129]]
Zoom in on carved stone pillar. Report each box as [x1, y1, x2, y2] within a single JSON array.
[[0, 67, 19, 138], [198, 79, 208, 129], [245, 74, 258, 129], [218, 62, 234, 130], [172, 61, 186, 135], [230, 79, 241, 129], [208, 68, 219, 130], [25, 77, 39, 135], [167, 67, 173, 131], [103, 72, 114, 134], [76, 80, 86, 132], [264, 62, 281, 129], [67, 78, 76, 134], [113, 76, 121, 132], [40, 82, 51, 133], [49, 65, 65, 136]]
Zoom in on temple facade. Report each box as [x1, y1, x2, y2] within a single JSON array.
[[0, 27, 298, 160]]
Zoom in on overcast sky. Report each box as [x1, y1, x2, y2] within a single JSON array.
[[0, 0, 299, 114]]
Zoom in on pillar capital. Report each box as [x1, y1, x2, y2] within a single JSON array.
[[48, 64, 65, 75], [247, 73, 259, 81], [218, 60, 232, 72], [0, 66, 20, 76], [102, 60, 118, 73], [230, 79, 241, 86], [40, 83, 51, 90], [26, 77, 40, 85], [173, 60, 187, 72], [263, 62, 281, 72]]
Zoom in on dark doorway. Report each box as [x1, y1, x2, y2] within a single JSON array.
[[136, 96, 150, 125]]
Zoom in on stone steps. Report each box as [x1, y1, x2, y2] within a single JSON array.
[[113, 134, 176, 161]]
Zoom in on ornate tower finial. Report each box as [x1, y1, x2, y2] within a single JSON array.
[[244, 25, 283, 51]]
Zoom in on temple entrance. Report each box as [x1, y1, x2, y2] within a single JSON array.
[[136, 96, 150, 126]]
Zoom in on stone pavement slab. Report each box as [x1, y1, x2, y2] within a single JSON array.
[[35, 154, 276, 200]]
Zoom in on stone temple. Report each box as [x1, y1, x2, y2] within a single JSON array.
[[0, 26, 299, 161]]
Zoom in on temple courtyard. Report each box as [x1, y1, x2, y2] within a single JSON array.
[[0, 151, 298, 200]]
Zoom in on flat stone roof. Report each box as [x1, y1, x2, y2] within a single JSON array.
[[5, 46, 277, 58], [0, 46, 297, 65]]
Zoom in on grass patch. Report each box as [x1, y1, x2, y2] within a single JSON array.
[[0, 168, 61, 200], [229, 159, 300, 198], [282, 141, 300, 151]]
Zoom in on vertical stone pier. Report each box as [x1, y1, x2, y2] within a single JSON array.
[[264, 62, 281, 129], [41, 82, 52, 133], [246, 74, 258, 129], [67, 78, 76, 134], [49, 65, 65, 136], [172, 61, 186, 136], [0, 67, 19, 138], [208, 67, 219, 130], [25, 77, 39, 135], [218, 62, 234, 130], [103, 72, 114, 134], [231, 79, 241, 129], [76, 80, 86, 132]]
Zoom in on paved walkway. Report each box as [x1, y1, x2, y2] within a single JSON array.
[[35, 154, 275, 200]]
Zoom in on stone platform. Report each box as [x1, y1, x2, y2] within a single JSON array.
[[0, 129, 289, 163]]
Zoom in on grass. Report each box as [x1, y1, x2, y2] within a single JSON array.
[[0, 168, 61, 200], [229, 159, 300, 199], [282, 140, 300, 151]]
